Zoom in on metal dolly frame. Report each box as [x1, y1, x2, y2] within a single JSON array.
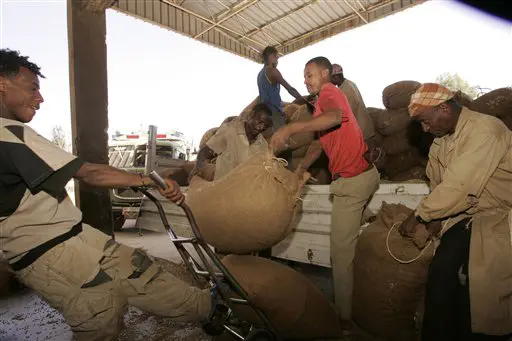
[[139, 171, 281, 341]]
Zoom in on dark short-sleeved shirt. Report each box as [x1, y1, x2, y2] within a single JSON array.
[[0, 118, 84, 262]]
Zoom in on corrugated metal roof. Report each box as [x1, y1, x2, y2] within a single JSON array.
[[111, 0, 425, 63]]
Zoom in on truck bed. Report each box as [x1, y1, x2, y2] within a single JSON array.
[[135, 181, 430, 267]]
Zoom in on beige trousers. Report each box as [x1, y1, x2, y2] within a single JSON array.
[[330, 166, 380, 320], [16, 225, 211, 341]]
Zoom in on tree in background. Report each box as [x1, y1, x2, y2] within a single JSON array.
[[435, 72, 480, 99], [50, 125, 70, 151]]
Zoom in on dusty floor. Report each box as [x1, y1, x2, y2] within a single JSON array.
[[0, 221, 375, 341]]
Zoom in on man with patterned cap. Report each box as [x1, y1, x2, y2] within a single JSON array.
[[399, 83, 512, 340]]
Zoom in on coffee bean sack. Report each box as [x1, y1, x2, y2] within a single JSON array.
[[382, 148, 425, 179], [381, 129, 411, 156], [221, 255, 342, 339], [469, 87, 512, 118], [199, 127, 219, 149], [286, 105, 315, 151], [353, 203, 434, 341], [372, 108, 411, 136], [187, 151, 302, 254], [453, 90, 473, 107], [382, 81, 421, 110]]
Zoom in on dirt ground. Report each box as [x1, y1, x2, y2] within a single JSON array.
[[0, 224, 379, 341]]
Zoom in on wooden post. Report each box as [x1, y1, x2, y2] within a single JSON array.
[[67, 0, 113, 235]]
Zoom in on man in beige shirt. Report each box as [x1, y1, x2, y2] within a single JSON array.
[[195, 103, 272, 181], [331, 64, 375, 143], [400, 83, 512, 340], [0, 49, 227, 340]]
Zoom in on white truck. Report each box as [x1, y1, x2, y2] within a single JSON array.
[[134, 181, 429, 267]]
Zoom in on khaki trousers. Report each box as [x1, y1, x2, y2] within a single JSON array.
[[330, 166, 380, 320], [16, 224, 211, 341]]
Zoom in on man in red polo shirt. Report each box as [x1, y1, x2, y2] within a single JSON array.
[[270, 56, 380, 331]]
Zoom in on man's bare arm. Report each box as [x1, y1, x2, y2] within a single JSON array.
[[289, 109, 342, 135], [75, 163, 153, 188], [297, 140, 323, 171], [268, 67, 304, 101]]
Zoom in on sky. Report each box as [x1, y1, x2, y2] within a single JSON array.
[[0, 0, 511, 147]]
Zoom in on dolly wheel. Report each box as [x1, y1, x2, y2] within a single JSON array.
[[246, 328, 277, 341]]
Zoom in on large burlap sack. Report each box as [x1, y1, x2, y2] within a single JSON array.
[[382, 81, 421, 110], [199, 127, 218, 149], [501, 115, 512, 130], [382, 148, 425, 178], [283, 103, 300, 120], [221, 116, 238, 125], [381, 129, 411, 156], [222, 255, 342, 339], [353, 203, 434, 341], [187, 151, 302, 254], [287, 105, 315, 151], [469, 87, 512, 118], [371, 108, 411, 136]]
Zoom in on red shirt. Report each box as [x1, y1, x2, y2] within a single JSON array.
[[313, 83, 368, 178]]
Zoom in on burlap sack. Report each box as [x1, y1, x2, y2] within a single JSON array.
[[221, 116, 238, 125], [469, 87, 512, 118], [353, 203, 434, 341], [286, 105, 315, 152], [187, 151, 301, 253], [283, 103, 300, 120], [501, 115, 512, 130], [381, 129, 411, 156], [382, 81, 421, 110], [382, 148, 424, 178], [222, 255, 342, 339], [453, 90, 473, 107], [199, 127, 218, 149], [389, 166, 428, 182], [372, 108, 411, 136]]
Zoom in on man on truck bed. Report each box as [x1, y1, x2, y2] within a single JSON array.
[[0, 49, 227, 341], [258, 46, 308, 165], [400, 83, 512, 340], [330, 63, 375, 144], [195, 103, 272, 181], [270, 56, 380, 333]]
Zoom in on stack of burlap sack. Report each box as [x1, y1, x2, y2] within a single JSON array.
[[468, 87, 512, 130], [185, 151, 342, 339], [367, 81, 431, 182], [352, 202, 434, 341]]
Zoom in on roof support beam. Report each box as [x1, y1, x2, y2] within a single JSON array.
[[193, 0, 259, 39], [240, 0, 319, 42], [343, 0, 369, 24], [161, 0, 265, 49]]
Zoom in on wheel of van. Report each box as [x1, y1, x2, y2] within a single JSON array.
[[113, 212, 126, 231], [246, 328, 277, 341]]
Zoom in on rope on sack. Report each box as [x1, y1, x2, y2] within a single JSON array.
[[370, 147, 383, 164], [386, 222, 433, 264]]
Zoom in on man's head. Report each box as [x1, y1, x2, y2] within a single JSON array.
[[409, 83, 461, 138], [246, 103, 272, 138], [0, 49, 45, 123], [304, 57, 332, 96], [331, 63, 344, 87], [262, 46, 279, 67]]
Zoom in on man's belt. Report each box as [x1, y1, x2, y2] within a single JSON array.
[[11, 222, 83, 271]]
